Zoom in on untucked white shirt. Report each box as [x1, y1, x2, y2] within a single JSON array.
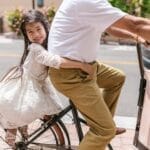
[[48, 0, 127, 62]]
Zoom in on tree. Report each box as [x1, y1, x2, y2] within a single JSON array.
[[141, 0, 150, 17], [109, 0, 150, 17]]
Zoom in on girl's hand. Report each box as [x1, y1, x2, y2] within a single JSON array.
[[60, 58, 95, 78], [80, 63, 95, 79]]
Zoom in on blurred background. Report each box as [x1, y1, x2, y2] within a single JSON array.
[[0, 0, 150, 149], [0, 0, 150, 122]]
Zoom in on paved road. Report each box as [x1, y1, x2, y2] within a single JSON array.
[[0, 37, 140, 118], [98, 44, 140, 118]]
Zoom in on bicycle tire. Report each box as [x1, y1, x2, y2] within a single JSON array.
[[15, 119, 66, 150]]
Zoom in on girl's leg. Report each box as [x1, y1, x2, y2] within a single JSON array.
[[18, 125, 28, 140], [42, 115, 52, 121], [5, 128, 17, 149]]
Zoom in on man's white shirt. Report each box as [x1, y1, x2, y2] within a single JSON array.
[[48, 0, 126, 63]]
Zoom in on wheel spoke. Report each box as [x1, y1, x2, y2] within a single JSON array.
[[15, 119, 66, 149]]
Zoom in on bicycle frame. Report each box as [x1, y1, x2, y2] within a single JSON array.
[[16, 104, 72, 149], [133, 43, 149, 150], [15, 99, 113, 150]]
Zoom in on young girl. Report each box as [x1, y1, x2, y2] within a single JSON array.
[[0, 10, 94, 149]]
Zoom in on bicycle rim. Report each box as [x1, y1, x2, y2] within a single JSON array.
[[17, 119, 65, 150]]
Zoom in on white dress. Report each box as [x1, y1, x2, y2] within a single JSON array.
[[0, 43, 62, 129]]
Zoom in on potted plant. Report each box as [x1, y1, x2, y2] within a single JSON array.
[[6, 8, 23, 36], [42, 7, 56, 23]]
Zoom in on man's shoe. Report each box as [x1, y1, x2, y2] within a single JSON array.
[[116, 127, 126, 135]]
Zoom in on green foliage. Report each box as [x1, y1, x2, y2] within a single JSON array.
[[42, 7, 56, 23], [109, 0, 130, 12], [6, 9, 23, 35], [5, 7, 56, 36], [141, 0, 150, 17], [109, 0, 150, 17]]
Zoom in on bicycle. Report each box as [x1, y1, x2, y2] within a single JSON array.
[[8, 100, 114, 150], [134, 43, 150, 150]]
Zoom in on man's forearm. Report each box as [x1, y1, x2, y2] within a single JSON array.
[[106, 27, 138, 40], [131, 16, 150, 42], [136, 25, 150, 42], [111, 15, 150, 42], [136, 16, 150, 25]]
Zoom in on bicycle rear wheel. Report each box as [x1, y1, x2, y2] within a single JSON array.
[[16, 119, 66, 150]]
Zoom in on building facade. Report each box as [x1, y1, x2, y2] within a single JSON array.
[[0, 0, 63, 32], [0, 0, 62, 14]]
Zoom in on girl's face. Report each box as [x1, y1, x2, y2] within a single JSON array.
[[25, 22, 47, 45]]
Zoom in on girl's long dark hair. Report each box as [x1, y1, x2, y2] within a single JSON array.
[[20, 10, 50, 65], [0, 10, 50, 82]]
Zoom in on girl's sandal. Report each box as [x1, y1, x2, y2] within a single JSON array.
[[5, 129, 17, 149], [18, 125, 28, 141]]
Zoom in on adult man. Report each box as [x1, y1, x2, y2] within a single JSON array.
[[48, 0, 150, 149]]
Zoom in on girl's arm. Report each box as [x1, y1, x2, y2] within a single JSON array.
[[59, 57, 94, 76], [29, 43, 94, 77]]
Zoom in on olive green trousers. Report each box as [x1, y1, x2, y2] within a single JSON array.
[[49, 61, 125, 150]]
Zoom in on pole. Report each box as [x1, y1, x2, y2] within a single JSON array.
[[32, 0, 35, 9]]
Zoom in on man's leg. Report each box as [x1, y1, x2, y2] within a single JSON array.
[[96, 61, 126, 116], [49, 66, 116, 150]]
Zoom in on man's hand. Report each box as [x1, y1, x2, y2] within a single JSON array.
[[137, 36, 150, 48], [145, 41, 150, 48]]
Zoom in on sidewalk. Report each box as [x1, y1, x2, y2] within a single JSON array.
[[0, 122, 137, 150], [108, 129, 137, 150], [66, 124, 137, 150]]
